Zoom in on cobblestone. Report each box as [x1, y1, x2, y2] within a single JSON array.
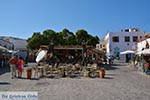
[[0, 62, 150, 100]]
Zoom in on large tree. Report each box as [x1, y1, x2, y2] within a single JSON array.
[[87, 36, 99, 46], [27, 32, 43, 50], [27, 28, 99, 50], [75, 29, 90, 45], [42, 29, 57, 45], [62, 28, 76, 45]]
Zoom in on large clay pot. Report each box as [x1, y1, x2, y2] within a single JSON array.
[[27, 72, 32, 79], [99, 70, 105, 78]]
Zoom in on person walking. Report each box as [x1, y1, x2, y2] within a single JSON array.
[[9, 55, 18, 79], [17, 57, 24, 78]]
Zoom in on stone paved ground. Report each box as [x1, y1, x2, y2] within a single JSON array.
[[0, 62, 150, 100]]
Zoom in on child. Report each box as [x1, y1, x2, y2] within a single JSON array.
[[17, 57, 24, 78]]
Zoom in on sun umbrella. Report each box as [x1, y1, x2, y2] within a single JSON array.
[[8, 50, 19, 54], [120, 50, 135, 54]]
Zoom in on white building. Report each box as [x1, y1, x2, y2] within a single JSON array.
[[0, 36, 28, 59], [96, 38, 106, 50], [0, 39, 14, 50], [104, 28, 144, 62], [0, 36, 27, 50], [136, 34, 150, 55]]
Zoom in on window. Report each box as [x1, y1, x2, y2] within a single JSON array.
[[140, 36, 142, 39], [133, 36, 138, 42], [125, 36, 130, 42], [112, 36, 119, 42]]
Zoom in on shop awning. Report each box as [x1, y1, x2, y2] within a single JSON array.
[[137, 49, 150, 55], [0, 46, 8, 51]]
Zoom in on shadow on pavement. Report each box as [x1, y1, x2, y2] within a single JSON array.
[[16, 77, 39, 80], [0, 66, 10, 75], [100, 64, 119, 70], [30, 78, 40, 80], [104, 77, 114, 79], [106, 73, 116, 76], [0, 82, 11, 85]]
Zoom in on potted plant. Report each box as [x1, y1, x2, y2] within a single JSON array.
[[99, 67, 105, 78], [26, 67, 32, 79]]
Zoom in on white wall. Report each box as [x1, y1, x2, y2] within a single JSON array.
[[104, 33, 110, 56], [0, 37, 27, 50], [105, 31, 144, 62], [137, 38, 150, 52], [0, 39, 14, 50]]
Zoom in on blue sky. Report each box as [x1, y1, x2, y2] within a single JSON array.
[[0, 0, 150, 39]]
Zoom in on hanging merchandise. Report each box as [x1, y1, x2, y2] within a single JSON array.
[[146, 40, 149, 49]]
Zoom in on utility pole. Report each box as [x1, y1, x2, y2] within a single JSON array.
[[82, 40, 86, 66]]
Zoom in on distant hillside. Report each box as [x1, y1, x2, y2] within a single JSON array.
[[0, 36, 26, 40]]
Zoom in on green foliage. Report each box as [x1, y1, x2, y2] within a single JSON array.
[[27, 28, 99, 50], [26, 67, 32, 72], [26, 32, 43, 50], [100, 67, 105, 71], [135, 56, 139, 62], [87, 36, 99, 46], [75, 29, 89, 44], [142, 59, 146, 64], [129, 60, 133, 63]]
